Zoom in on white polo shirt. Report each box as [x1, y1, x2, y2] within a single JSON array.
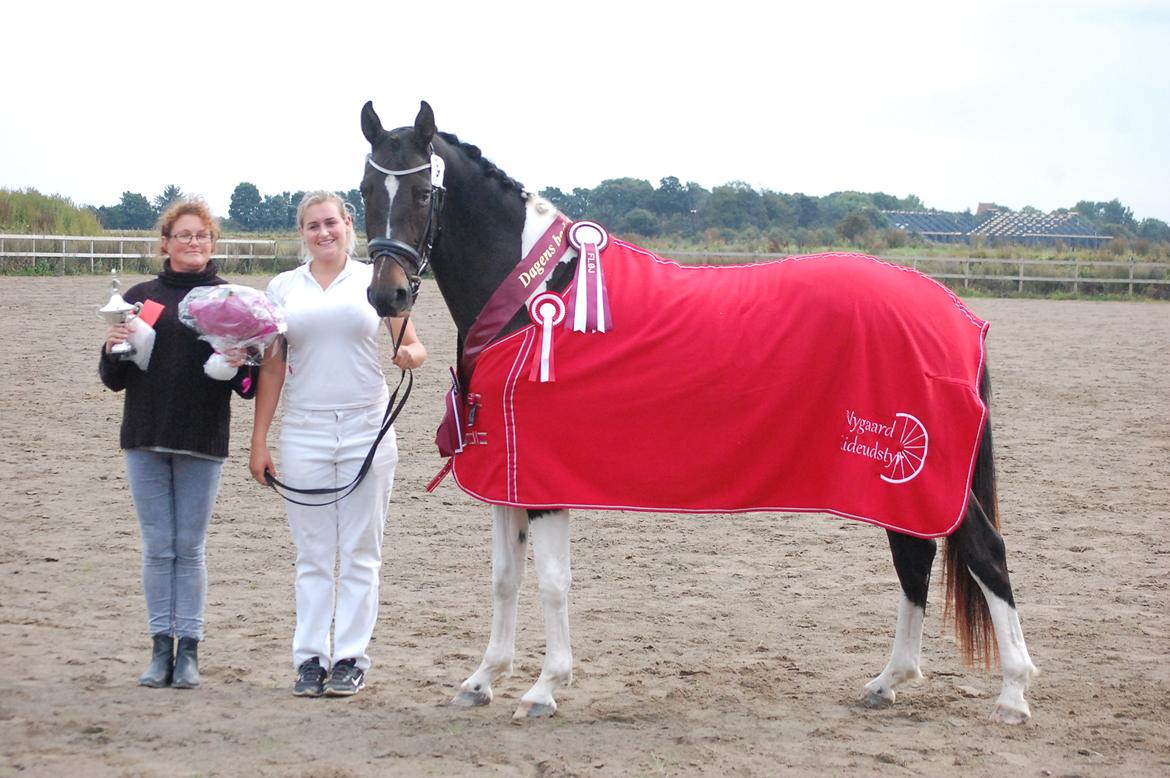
[[266, 258, 390, 411]]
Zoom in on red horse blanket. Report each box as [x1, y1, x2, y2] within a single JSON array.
[[448, 242, 989, 538]]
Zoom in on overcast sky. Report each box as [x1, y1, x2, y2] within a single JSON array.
[[3, 0, 1167, 223]]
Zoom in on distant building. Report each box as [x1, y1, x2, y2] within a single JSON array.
[[882, 208, 1111, 248]]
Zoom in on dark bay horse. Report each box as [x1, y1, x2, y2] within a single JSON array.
[[359, 100, 1038, 723]]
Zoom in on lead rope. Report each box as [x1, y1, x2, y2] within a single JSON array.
[[265, 315, 414, 507]]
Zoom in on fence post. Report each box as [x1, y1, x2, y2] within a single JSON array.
[[963, 260, 970, 289], [1073, 258, 1079, 295], [90, 239, 95, 273], [1018, 261, 1024, 294], [1129, 255, 1134, 297]]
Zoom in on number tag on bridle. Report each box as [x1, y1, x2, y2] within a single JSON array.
[[431, 154, 446, 189]]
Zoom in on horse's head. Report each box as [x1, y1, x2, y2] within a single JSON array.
[[360, 100, 444, 318]]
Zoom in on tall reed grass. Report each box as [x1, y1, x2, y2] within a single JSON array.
[[0, 188, 102, 235]]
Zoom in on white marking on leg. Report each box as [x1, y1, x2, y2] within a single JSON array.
[[970, 570, 1038, 724], [863, 592, 925, 707], [452, 506, 528, 707], [515, 509, 572, 718]]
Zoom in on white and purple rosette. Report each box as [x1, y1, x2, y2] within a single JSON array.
[[565, 221, 612, 333]]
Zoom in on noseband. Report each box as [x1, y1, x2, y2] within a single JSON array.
[[365, 148, 446, 301]]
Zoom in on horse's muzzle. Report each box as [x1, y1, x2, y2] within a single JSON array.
[[367, 284, 412, 318]]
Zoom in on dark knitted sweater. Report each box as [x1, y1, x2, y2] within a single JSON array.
[[98, 260, 257, 458]]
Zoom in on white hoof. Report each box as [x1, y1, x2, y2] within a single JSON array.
[[513, 699, 557, 719], [451, 685, 493, 707], [990, 702, 1031, 725], [862, 685, 896, 708]]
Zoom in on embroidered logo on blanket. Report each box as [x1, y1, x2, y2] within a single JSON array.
[[839, 409, 929, 484]]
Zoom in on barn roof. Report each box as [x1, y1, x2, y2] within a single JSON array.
[[881, 209, 1110, 245]]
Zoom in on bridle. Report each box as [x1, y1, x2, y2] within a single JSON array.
[[365, 146, 446, 302]]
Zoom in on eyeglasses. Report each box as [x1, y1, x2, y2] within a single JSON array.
[[170, 232, 213, 244]]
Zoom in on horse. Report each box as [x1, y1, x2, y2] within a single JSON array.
[[359, 100, 1038, 723]]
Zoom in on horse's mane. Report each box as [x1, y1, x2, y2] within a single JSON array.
[[437, 131, 526, 197]]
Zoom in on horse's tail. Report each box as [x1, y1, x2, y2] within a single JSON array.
[[943, 363, 1000, 668]]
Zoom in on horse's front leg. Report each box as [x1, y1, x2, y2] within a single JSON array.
[[452, 505, 529, 707], [514, 509, 572, 718]]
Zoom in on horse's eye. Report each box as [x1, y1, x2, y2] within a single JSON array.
[[415, 188, 431, 205]]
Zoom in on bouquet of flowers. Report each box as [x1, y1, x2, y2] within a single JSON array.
[[179, 284, 286, 380]]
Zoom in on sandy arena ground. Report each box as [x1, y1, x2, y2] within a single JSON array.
[[1, 274, 1168, 777]]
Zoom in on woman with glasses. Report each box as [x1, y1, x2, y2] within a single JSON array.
[[248, 190, 426, 698], [100, 198, 257, 690]]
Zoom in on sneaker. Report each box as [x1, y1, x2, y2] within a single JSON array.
[[324, 658, 365, 697], [294, 657, 327, 697]]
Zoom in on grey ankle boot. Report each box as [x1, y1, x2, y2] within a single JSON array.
[[172, 637, 200, 689], [138, 633, 174, 688]]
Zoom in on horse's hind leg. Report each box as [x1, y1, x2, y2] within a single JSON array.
[[951, 496, 1038, 724], [863, 531, 936, 707], [452, 505, 529, 708], [514, 509, 572, 719]]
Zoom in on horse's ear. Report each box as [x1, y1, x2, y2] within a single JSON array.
[[361, 101, 383, 145], [414, 101, 436, 147]]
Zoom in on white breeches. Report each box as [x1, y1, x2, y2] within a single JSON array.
[[280, 404, 398, 672]]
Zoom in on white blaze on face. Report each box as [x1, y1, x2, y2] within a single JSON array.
[[382, 175, 400, 240]]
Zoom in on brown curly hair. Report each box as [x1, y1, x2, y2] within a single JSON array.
[[156, 198, 221, 256]]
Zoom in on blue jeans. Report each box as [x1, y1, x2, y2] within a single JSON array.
[[124, 449, 224, 640]]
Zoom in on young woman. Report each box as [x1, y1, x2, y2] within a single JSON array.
[[249, 190, 426, 697], [100, 198, 256, 689]]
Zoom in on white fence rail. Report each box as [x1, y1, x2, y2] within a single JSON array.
[[671, 251, 1170, 296], [2, 235, 1168, 296], [0, 233, 329, 273]]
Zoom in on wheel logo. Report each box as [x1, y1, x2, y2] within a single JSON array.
[[880, 413, 929, 484]]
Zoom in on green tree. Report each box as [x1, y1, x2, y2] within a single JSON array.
[[702, 181, 766, 231], [794, 194, 819, 228], [1073, 199, 1135, 228], [818, 191, 875, 227], [99, 192, 155, 230], [588, 178, 655, 226], [229, 182, 262, 230], [651, 176, 690, 217], [762, 190, 797, 229], [620, 207, 659, 236], [256, 192, 295, 231], [838, 211, 872, 243], [538, 186, 589, 219], [1137, 218, 1170, 242], [153, 184, 184, 214]]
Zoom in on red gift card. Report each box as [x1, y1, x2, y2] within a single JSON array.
[[138, 299, 164, 327]]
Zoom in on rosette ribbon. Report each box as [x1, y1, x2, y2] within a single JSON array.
[[527, 292, 566, 383], [565, 221, 612, 333]]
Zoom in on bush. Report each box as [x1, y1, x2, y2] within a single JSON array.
[[0, 188, 103, 235]]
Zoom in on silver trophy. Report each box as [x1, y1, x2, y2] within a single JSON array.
[[98, 269, 142, 360]]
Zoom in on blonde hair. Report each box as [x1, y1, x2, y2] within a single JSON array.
[[295, 190, 356, 262], [156, 197, 220, 256]]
